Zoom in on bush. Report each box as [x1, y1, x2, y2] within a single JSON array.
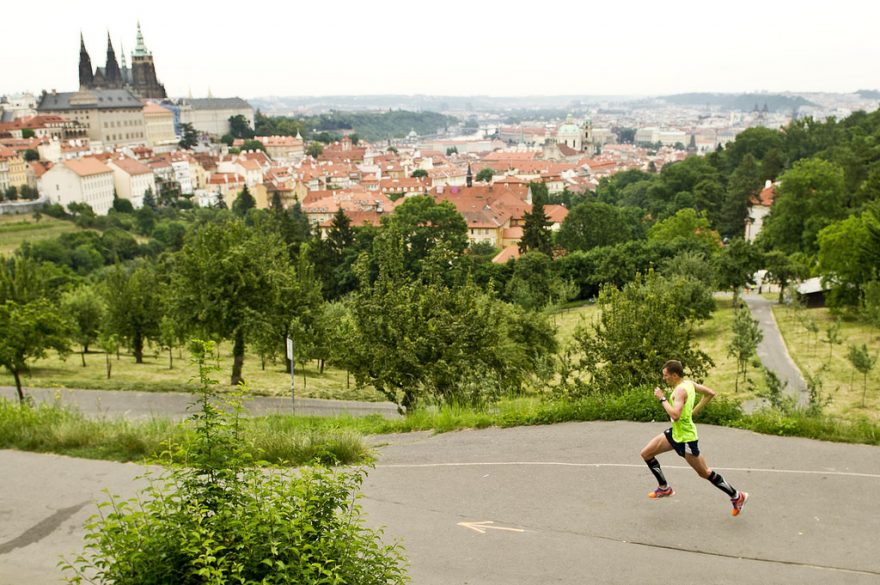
[[63, 340, 407, 584]]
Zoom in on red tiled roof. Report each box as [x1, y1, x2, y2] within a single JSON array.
[[63, 157, 112, 177]]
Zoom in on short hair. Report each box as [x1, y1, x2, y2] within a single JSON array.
[[662, 360, 684, 377]]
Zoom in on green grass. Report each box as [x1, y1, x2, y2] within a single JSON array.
[[4, 347, 386, 402], [0, 398, 370, 465], [0, 214, 85, 256], [772, 304, 880, 421]]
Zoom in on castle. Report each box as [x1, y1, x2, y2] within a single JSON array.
[[78, 23, 167, 100]]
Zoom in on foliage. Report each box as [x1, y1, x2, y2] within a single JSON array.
[[727, 306, 763, 392], [563, 271, 714, 395], [713, 237, 762, 301], [227, 114, 254, 139], [380, 196, 468, 276], [231, 185, 256, 217], [519, 182, 553, 255], [847, 344, 877, 407], [347, 233, 556, 411], [102, 261, 162, 364], [0, 298, 71, 402], [178, 122, 199, 150], [557, 202, 646, 252], [648, 208, 721, 252], [61, 284, 107, 365], [410, 169, 428, 178], [168, 218, 314, 386], [62, 340, 406, 584], [759, 158, 847, 254], [475, 167, 494, 183]]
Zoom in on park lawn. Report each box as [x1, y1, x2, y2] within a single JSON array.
[[772, 304, 880, 421], [2, 345, 387, 402], [695, 298, 768, 401], [0, 214, 84, 256]]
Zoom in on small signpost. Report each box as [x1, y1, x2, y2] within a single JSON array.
[[286, 336, 295, 410]]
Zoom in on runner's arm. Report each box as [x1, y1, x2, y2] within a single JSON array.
[[692, 382, 716, 417]]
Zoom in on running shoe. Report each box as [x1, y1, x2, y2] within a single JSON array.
[[731, 491, 749, 516], [648, 486, 675, 499]]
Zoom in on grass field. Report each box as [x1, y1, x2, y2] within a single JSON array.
[[772, 303, 880, 420], [2, 346, 386, 402], [0, 214, 84, 256]]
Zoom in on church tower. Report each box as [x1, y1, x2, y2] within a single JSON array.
[[130, 22, 167, 99], [78, 33, 94, 88], [103, 33, 123, 87]]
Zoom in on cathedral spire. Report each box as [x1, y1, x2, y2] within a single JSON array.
[[133, 20, 151, 57], [78, 32, 94, 88], [104, 32, 122, 86]]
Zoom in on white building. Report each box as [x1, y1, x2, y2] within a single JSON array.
[[178, 97, 254, 138], [745, 180, 776, 242], [106, 156, 156, 208], [40, 157, 115, 215]]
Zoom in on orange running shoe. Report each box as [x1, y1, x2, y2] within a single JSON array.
[[648, 486, 675, 499], [731, 491, 749, 516]]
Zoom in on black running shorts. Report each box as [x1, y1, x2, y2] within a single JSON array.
[[664, 427, 700, 458]]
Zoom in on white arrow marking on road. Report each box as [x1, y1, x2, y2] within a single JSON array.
[[458, 521, 526, 534]]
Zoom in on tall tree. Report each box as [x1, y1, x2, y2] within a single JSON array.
[[232, 185, 256, 217], [381, 196, 468, 275], [0, 299, 71, 403], [169, 218, 306, 385], [60, 284, 106, 366], [519, 183, 553, 255], [557, 202, 646, 252], [178, 122, 199, 150], [759, 158, 847, 254], [102, 261, 162, 364], [714, 237, 763, 304]]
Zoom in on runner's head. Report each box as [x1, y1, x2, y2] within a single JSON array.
[[662, 360, 684, 384]]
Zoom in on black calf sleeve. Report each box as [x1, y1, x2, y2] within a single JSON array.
[[645, 457, 667, 487], [708, 471, 737, 497]]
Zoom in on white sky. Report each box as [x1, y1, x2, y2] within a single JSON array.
[[4, 0, 879, 99]]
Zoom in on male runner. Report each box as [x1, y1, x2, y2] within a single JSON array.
[[639, 360, 749, 516]]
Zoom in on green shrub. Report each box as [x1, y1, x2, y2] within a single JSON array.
[[62, 340, 407, 584]]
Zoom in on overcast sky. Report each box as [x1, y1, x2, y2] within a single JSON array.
[[4, 0, 878, 99]]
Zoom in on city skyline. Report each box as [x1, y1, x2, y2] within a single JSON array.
[[4, 0, 879, 99]]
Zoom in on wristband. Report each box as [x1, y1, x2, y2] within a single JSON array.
[[659, 397, 667, 403]]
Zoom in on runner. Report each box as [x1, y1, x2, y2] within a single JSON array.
[[640, 359, 749, 516]]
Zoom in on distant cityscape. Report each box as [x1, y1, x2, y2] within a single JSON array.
[[1, 26, 878, 259]]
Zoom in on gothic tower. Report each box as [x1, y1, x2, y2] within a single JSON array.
[[130, 22, 167, 99], [78, 33, 94, 88], [103, 33, 123, 87]]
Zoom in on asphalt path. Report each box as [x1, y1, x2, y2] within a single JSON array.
[[2, 421, 879, 584], [742, 293, 809, 406], [0, 386, 401, 420]]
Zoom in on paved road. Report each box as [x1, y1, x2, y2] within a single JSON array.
[[0, 386, 401, 420], [742, 294, 809, 406], [3, 422, 879, 584]]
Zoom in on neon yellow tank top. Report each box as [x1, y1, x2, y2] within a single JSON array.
[[671, 380, 698, 443]]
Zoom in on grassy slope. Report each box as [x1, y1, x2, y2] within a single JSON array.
[[772, 303, 880, 420], [0, 215, 83, 256]]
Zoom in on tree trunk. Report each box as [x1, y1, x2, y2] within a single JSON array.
[[106, 353, 112, 379], [168, 347, 173, 370], [81, 347, 87, 367], [230, 329, 245, 386], [319, 359, 325, 374], [13, 370, 24, 404], [133, 331, 144, 364]]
